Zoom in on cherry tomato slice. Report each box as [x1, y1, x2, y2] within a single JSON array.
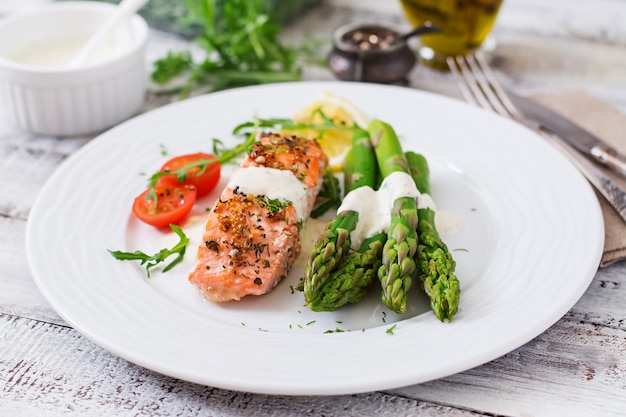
[[132, 183, 197, 228], [159, 152, 220, 197]]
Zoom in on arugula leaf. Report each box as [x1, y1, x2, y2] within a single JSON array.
[[144, 131, 257, 207], [108, 224, 190, 277], [232, 109, 361, 137], [310, 167, 341, 218]]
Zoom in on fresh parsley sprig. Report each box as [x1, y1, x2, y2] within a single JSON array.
[[151, 0, 307, 99], [256, 196, 292, 214], [108, 225, 190, 277]]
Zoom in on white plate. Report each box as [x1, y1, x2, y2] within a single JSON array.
[[26, 81, 603, 395]]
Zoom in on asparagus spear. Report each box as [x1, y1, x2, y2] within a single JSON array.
[[305, 232, 386, 311], [303, 126, 389, 311], [303, 128, 376, 307], [344, 128, 378, 191], [405, 151, 461, 321], [370, 120, 419, 314], [303, 211, 358, 299]]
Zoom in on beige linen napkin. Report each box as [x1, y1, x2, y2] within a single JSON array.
[[530, 90, 626, 267]]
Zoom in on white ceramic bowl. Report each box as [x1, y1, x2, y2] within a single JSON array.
[[0, 2, 149, 136]]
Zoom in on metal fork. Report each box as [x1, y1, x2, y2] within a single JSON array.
[[447, 52, 526, 121], [447, 51, 626, 223]]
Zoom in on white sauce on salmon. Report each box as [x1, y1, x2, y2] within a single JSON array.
[[337, 171, 461, 248], [227, 166, 309, 220]]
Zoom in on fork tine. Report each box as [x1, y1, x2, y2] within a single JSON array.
[[446, 56, 478, 107], [448, 52, 523, 121], [473, 52, 523, 119], [464, 53, 510, 117], [447, 55, 494, 111]]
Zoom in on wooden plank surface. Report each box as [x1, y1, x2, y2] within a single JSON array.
[[1, 0, 626, 416], [1, 314, 489, 417]]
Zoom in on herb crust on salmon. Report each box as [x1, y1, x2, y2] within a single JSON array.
[[188, 133, 328, 302]]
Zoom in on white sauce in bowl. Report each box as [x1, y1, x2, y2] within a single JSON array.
[[6, 36, 118, 67]]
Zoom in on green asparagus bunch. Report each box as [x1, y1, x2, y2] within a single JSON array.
[[304, 132, 387, 311], [370, 120, 419, 314], [405, 151, 460, 321], [302, 128, 380, 310], [302, 120, 459, 318]]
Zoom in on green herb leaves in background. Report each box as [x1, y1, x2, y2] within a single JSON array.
[[151, 0, 316, 98]]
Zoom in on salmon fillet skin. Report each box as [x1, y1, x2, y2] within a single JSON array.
[[188, 133, 328, 302]]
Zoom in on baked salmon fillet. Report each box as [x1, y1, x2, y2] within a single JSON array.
[[188, 133, 328, 302]]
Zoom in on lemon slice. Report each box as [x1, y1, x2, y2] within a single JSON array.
[[287, 91, 369, 170]]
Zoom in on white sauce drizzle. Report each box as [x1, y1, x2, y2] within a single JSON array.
[[337, 185, 382, 247], [337, 171, 461, 248], [338, 172, 419, 249], [227, 166, 308, 220], [417, 193, 436, 211]]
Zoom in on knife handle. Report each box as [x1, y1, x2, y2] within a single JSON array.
[[543, 133, 626, 223], [591, 145, 626, 177]]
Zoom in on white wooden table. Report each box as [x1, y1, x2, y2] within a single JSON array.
[[2, 1, 626, 416]]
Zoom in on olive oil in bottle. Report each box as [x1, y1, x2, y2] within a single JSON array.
[[400, 0, 502, 69]]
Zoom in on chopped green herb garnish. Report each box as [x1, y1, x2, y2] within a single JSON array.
[[255, 195, 292, 214], [386, 324, 397, 335], [324, 328, 345, 334]]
